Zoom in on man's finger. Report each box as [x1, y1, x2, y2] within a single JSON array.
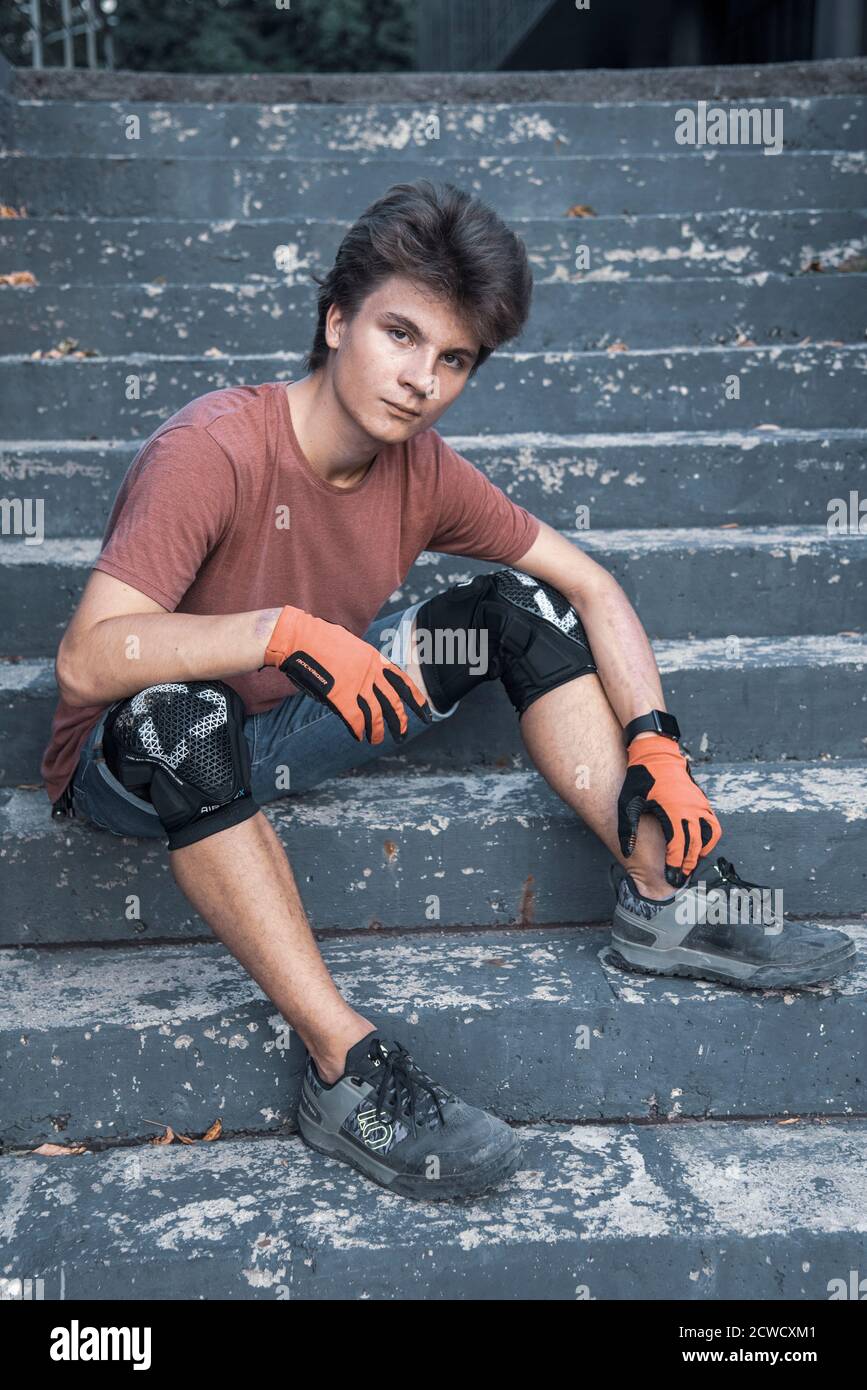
[[383, 665, 433, 723]]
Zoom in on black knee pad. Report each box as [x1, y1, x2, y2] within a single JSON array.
[[102, 680, 259, 851], [413, 567, 598, 717]]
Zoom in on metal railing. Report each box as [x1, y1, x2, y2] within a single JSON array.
[[12, 0, 120, 69]]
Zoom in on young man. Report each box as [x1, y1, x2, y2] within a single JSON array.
[[42, 180, 855, 1203]]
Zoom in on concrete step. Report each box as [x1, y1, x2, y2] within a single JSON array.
[[2, 1118, 865, 1299], [2, 923, 864, 1151], [4, 151, 865, 219], [2, 345, 863, 437], [4, 211, 864, 286], [8, 54, 865, 104], [4, 96, 864, 159], [5, 274, 865, 357], [3, 761, 866, 945], [5, 636, 867, 787], [3, 429, 865, 534], [4, 528, 864, 654]]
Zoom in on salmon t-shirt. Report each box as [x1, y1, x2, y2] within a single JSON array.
[[41, 380, 541, 805]]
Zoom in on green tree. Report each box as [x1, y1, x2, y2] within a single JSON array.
[[3, 0, 417, 74]]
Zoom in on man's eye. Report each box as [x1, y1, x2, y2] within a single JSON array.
[[388, 330, 463, 369]]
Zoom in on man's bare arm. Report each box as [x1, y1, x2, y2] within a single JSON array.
[[56, 570, 281, 707]]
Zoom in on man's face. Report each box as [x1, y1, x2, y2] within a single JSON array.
[[325, 275, 481, 441]]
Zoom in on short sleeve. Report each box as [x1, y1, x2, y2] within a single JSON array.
[[427, 435, 541, 564], [93, 426, 237, 610]]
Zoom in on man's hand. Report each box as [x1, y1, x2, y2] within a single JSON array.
[[262, 605, 432, 744], [618, 733, 723, 887]]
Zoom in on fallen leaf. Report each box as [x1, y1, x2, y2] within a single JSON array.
[[0, 271, 37, 287], [31, 1141, 89, 1155], [176, 1132, 196, 1144], [719, 522, 740, 529], [607, 341, 629, 353], [150, 1125, 175, 1145], [734, 334, 756, 347], [31, 339, 100, 359], [777, 1117, 800, 1125], [566, 204, 596, 218], [0, 204, 27, 218], [202, 1119, 223, 1141]]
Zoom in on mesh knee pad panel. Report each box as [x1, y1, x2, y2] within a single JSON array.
[[414, 567, 598, 717], [103, 680, 259, 850]]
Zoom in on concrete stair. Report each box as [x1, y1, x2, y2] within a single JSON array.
[[1, 66, 865, 1298], [1, 1120, 865, 1300]]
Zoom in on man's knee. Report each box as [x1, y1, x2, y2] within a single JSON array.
[[412, 567, 598, 717], [102, 679, 259, 851]]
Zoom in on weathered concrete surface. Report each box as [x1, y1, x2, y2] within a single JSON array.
[[3, 345, 864, 439], [5, 96, 865, 158], [5, 526, 864, 653], [1, 1119, 865, 1299], [3, 210, 864, 286], [3, 429, 864, 534], [1, 924, 864, 1150], [6, 150, 866, 219], [3, 634, 866, 786], [8, 57, 867, 103], [1, 762, 866, 945], [5, 274, 865, 356], [1, 58, 865, 1300]]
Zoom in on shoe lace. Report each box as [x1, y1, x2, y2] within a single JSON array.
[[713, 857, 767, 893], [708, 857, 775, 923], [369, 1041, 451, 1139]]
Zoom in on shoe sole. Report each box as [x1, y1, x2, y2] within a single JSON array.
[[297, 1109, 522, 1201], [607, 936, 857, 990]]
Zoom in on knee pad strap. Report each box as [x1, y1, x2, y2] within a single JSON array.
[[103, 680, 259, 851], [413, 568, 597, 718]]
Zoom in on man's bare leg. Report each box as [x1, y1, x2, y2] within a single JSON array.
[[517, 675, 675, 897], [171, 811, 375, 1083], [401, 620, 673, 898]]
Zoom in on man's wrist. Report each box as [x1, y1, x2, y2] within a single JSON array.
[[623, 709, 681, 746], [255, 607, 284, 643]]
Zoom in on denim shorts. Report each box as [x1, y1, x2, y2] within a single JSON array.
[[68, 601, 459, 841]]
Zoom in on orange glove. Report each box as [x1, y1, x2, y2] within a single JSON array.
[[262, 605, 432, 744], [618, 733, 723, 886]]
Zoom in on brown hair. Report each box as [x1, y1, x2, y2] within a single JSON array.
[[304, 179, 533, 377]]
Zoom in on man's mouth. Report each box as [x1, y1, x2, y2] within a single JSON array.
[[383, 400, 421, 419]]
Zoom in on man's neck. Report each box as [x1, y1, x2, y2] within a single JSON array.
[[285, 377, 377, 489]]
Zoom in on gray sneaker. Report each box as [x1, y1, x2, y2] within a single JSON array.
[[297, 1030, 522, 1201], [608, 855, 856, 989]]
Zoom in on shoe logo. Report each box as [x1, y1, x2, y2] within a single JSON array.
[[356, 1105, 393, 1151]]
